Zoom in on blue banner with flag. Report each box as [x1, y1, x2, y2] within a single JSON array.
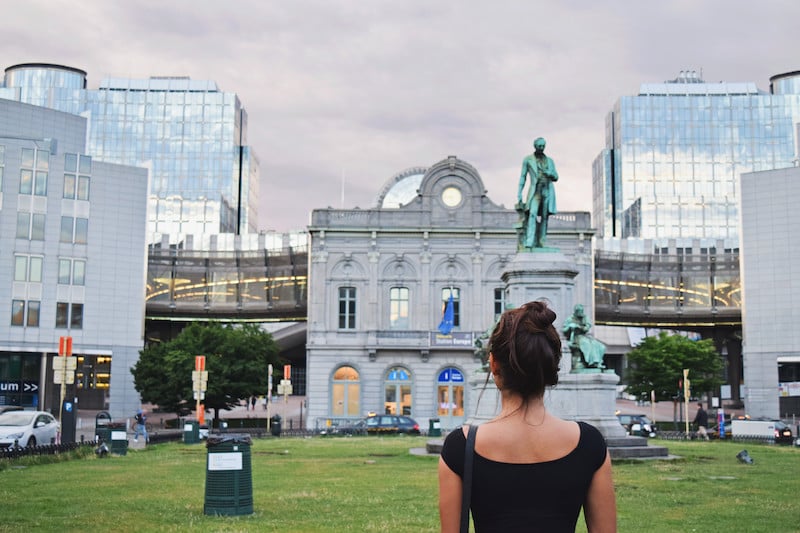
[[438, 294, 455, 335]]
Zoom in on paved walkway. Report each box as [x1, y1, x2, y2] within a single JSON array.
[[72, 396, 738, 446], [615, 398, 745, 427], [74, 395, 307, 448]]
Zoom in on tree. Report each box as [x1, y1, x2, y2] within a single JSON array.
[[131, 322, 281, 421], [624, 332, 724, 402]]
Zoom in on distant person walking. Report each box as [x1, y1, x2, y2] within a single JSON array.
[[250, 395, 257, 411], [693, 403, 710, 441], [133, 409, 148, 443]]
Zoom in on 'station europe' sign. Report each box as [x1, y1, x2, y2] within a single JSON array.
[[429, 331, 473, 348]]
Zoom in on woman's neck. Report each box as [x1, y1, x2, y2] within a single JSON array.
[[497, 391, 547, 424]]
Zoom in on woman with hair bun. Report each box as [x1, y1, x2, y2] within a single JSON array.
[[438, 300, 616, 532]]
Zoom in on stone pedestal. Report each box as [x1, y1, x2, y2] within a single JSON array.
[[496, 249, 626, 437], [467, 369, 625, 439], [545, 372, 627, 438], [502, 251, 578, 318], [466, 369, 500, 425], [502, 251, 580, 373]]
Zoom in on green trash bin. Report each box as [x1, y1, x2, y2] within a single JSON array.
[[428, 418, 442, 437], [95, 411, 112, 444], [108, 422, 128, 456], [184, 419, 200, 444], [204, 434, 253, 516], [270, 415, 281, 437]]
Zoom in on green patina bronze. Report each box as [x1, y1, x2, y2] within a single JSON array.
[[516, 137, 558, 250], [473, 303, 515, 371], [563, 303, 607, 372]]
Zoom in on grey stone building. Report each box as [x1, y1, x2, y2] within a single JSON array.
[[306, 156, 594, 431]]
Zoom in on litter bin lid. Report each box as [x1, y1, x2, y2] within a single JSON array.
[[206, 433, 252, 447], [95, 411, 112, 425]]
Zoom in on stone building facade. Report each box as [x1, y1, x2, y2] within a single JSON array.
[[306, 156, 594, 431]]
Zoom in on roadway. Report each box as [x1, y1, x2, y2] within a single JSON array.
[[74, 396, 741, 444]]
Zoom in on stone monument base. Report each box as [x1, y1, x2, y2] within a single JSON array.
[[448, 368, 668, 460], [466, 369, 626, 436], [466, 369, 500, 425], [545, 372, 626, 438]]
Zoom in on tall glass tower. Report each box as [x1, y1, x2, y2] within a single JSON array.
[[593, 70, 800, 249], [1, 63, 260, 241]]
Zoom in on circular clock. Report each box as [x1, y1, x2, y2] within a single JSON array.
[[441, 186, 462, 207]]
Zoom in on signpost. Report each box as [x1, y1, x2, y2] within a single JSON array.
[[267, 364, 273, 431], [54, 336, 76, 444], [683, 369, 691, 434], [193, 356, 208, 425], [277, 364, 293, 403]]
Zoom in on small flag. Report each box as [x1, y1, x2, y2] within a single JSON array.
[[438, 294, 455, 335]]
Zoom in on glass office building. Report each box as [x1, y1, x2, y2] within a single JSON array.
[[593, 70, 800, 248], [1, 63, 259, 242], [592, 70, 800, 414]]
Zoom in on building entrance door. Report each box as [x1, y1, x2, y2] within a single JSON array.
[[437, 367, 465, 429]]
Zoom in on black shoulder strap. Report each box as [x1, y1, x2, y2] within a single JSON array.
[[460, 424, 478, 533]]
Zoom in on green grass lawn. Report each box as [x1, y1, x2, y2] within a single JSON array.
[[1, 436, 798, 532]]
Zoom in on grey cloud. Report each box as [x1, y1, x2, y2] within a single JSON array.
[[3, 0, 799, 231]]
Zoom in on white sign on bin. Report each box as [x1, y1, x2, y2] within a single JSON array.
[[184, 423, 194, 431], [208, 452, 243, 471], [111, 430, 126, 440]]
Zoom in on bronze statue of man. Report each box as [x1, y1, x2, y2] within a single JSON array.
[[563, 303, 606, 370], [517, 137, 558, 249]]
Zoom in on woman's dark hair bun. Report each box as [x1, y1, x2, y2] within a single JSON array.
[[489, 300, 561, 398], [521, 300, 557, 329]]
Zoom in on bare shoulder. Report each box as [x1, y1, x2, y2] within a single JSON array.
[[476, 417, 581, 463]]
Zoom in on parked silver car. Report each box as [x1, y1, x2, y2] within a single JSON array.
[[0, 410, 59, 448]]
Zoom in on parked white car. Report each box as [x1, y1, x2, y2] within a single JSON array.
[[731, 419, 794, 444], [0, 410, 59, 448]]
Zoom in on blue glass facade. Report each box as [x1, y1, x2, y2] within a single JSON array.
[[593, 70, 800, 246], [1, 63, 87, 114], [1, 64, 259, 241]]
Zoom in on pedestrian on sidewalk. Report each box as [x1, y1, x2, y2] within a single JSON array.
[[133, 409, 148, 443], [693, 402, 710, 441], [250, 395, 257, 411]]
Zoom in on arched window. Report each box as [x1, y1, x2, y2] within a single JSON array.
[[384, 366, 412, 416], [437, 367, 465, 428], [331, 366, 360, 417]]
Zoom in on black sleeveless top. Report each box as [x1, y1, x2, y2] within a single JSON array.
[[441, 421, 607, 532]]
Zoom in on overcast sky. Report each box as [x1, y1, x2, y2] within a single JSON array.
[[3, 0, 799, 232]]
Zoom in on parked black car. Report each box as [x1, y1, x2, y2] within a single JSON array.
[[366, 415, 420, 435], [336, 415, 421, 436], [616, 413, 657, 437]]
